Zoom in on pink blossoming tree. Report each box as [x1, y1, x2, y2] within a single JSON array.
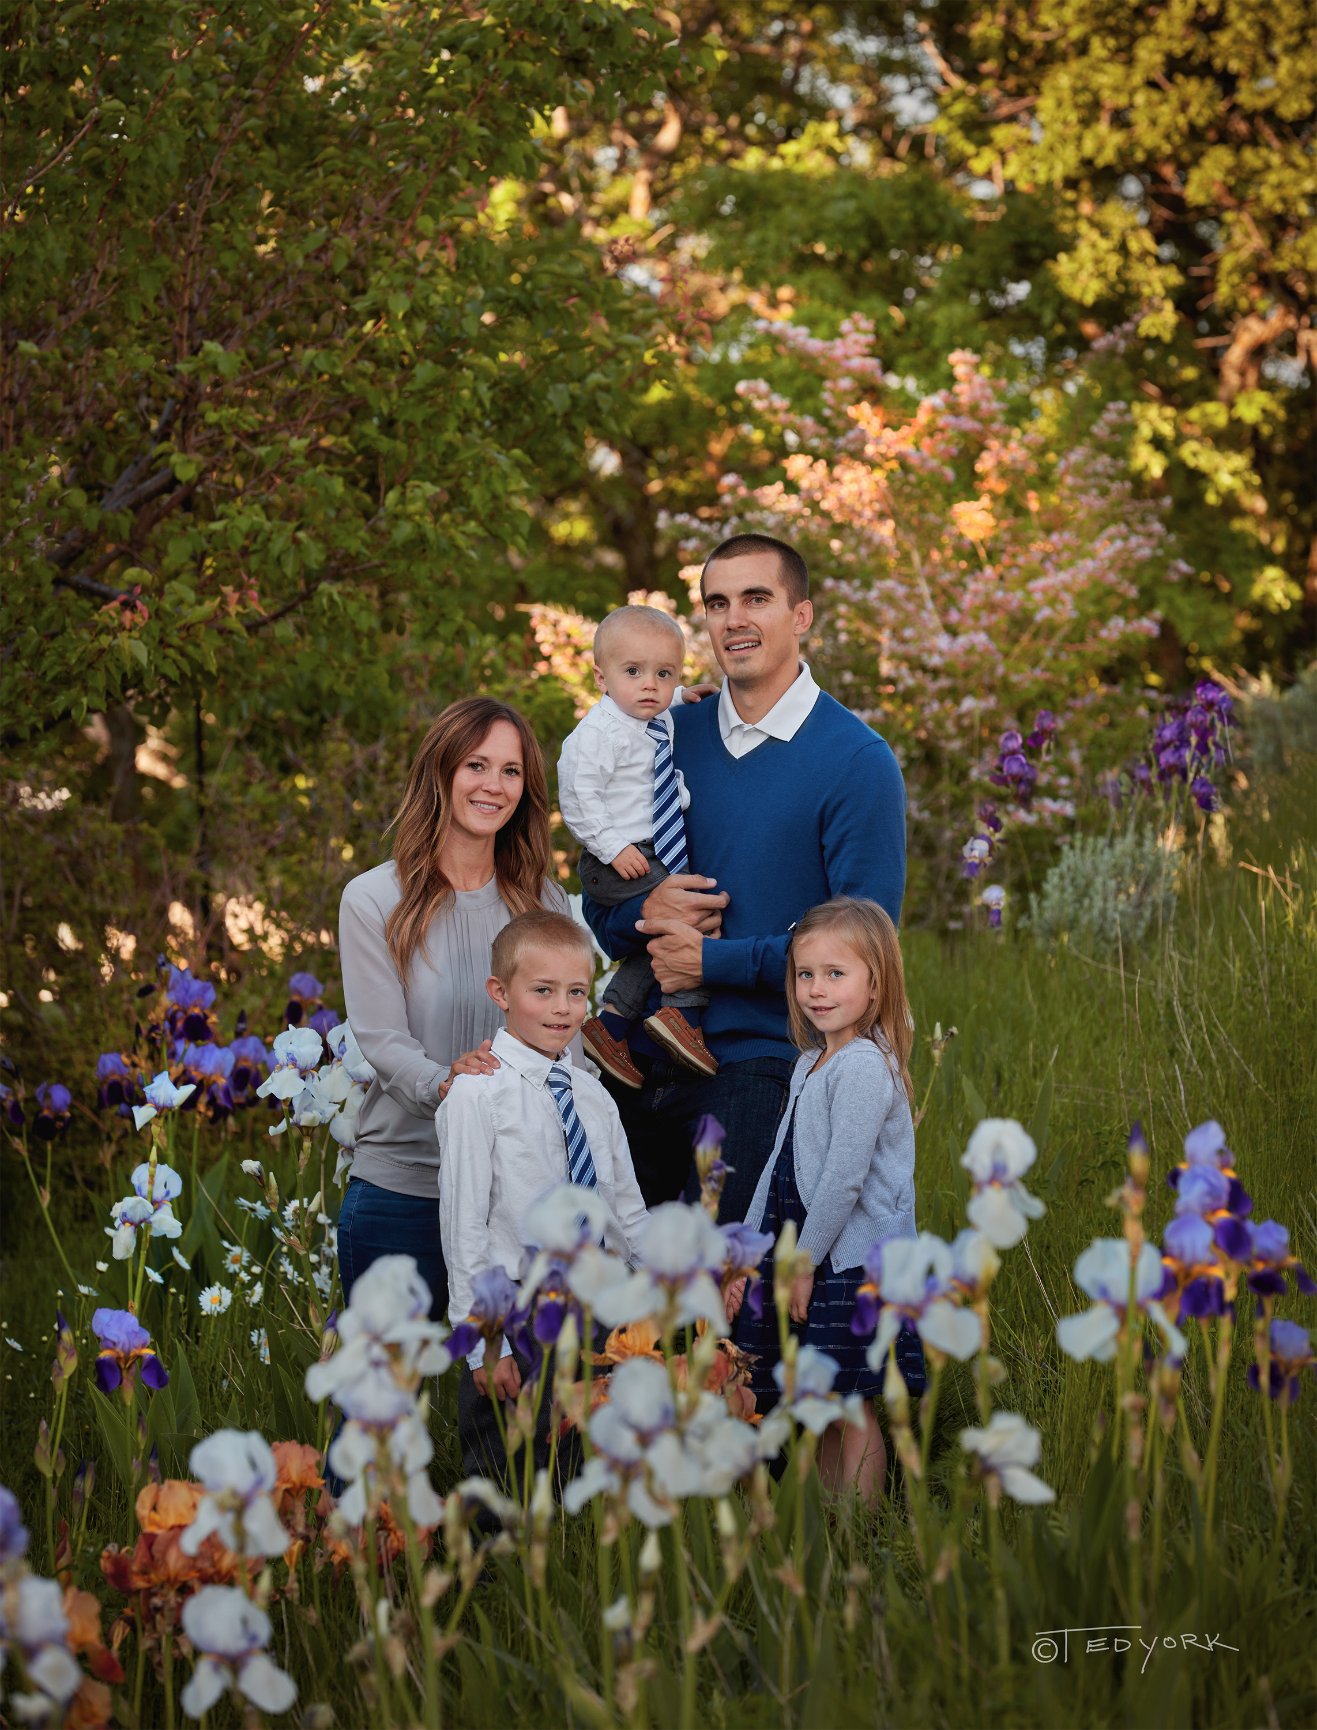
[[662, 317, 1186, 907]]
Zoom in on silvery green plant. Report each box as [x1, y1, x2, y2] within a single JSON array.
[[1023, 822, 1178, 954]]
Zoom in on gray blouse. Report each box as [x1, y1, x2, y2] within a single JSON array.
[[339, 862, 571, 1199]]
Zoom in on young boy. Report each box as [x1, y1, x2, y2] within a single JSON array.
[[557, 604, 717, 1088], [436, 909, 649, 1480]]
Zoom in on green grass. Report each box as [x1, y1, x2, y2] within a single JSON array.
[[3, 762, 1315, 1728]]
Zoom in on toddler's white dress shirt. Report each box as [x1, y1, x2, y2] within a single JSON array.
[[436, 1027, 649, 1366], [557, 693, 690, 864]]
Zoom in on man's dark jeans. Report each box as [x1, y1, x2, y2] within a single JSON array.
[[602, 1052, 794, 1221]]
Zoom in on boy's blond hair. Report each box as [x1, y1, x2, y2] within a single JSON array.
[[489, 910, 594, 985], [786, 897, 915, 1105]]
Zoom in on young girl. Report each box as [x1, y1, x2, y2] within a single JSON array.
[[730, 896, 924, 1500]]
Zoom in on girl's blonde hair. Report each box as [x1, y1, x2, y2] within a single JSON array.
[[384, 697, 552, 980], [786, 897, 914, 1105]]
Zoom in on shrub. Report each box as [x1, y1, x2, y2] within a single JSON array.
[[1023, 824, 1178, 955]]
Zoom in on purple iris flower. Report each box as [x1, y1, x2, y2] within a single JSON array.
[[1191, 776, 1219, 813], [1179, 1275, 1227, 1319], [720, 1222, 774, 1274], [93, 1309, 150, 1354], [1248, 1318, 1314, 1402], [1163, 1213, 1214, 1266], [977, 802, 1003, 835], [165, 967, 218, 1042], [506, 1260, 581, 1372], [228, 1034, 270, 1106], [1130, 762, 1153, 792], [1000, 751, 1029, 780], [1183, 1120, 1231, 1168], [1175, 1164, 1230, 1217], [448, 1269, 521, 1366], [694, 1114, 726, 1154], [1225, 1176, 1252, 1217], [999, 730, 1023, 754], [96, 1052, 141, 1114], [308, 1006, 341, 1040], [0, 1083, 23, 1129], [34, 1082, 72, 1141], [850, 1242, 885, 1339], [1212, 1214, 1252, 1261], [0, 1486, 29, 1563], [182, 1041, 234, 1081], [284, 971, 325, 1026], [92, 1307, 168, 1396], [1246, 1220, 1317, 1298]]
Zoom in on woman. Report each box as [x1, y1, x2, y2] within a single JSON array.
[[337, 696, 572, 1318]]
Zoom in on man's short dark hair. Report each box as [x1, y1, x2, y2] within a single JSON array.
[[700, 533, 809, 606]]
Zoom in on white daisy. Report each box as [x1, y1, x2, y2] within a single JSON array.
[[199, 1285, 233, 1317]]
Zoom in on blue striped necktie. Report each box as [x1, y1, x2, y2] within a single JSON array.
[[646, 718, 689, 873], [545, 1063, 598, 1191]]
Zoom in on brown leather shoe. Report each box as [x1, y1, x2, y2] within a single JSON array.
[[643, 1008, 719, 1076], [581, 1016, 644, 1089]]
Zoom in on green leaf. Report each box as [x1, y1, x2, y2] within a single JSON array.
[[1030, 1051, 1056, 1156], [961, 1071, 987, 1125]]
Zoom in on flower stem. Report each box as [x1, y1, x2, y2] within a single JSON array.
[[19, 1148, 79, 1287], [1201, 1311, 1234, 1556]]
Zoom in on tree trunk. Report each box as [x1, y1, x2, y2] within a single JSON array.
[[105, 703, 143, 824]]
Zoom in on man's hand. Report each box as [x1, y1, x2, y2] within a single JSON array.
[[473, 1355, 522, 1402], [640, 872, 728, 936], [680, 683, 720, 703], [724, 1276, 747, 1323], [637, 916, 704, 993], [609, 843, 652, 881], [439, 1039, 499, 1100]]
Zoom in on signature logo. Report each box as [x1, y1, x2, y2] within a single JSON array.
[[1031, 1626, 1239, 1674]]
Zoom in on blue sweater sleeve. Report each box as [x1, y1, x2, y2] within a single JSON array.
[[701, 735, 906, 993], [820, 736, 906, 924], [581, 886, 649, 962]]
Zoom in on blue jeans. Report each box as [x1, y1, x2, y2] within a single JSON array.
[[600, 1053, 794, 1222], [337, 1177, 448, 1320]]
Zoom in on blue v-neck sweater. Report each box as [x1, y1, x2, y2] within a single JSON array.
[[583, 691, 906, 1063]]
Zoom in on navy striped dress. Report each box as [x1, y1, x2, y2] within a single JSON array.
[[736, 1106, 926, 1408]]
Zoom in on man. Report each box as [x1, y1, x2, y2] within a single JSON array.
[[581, 532, 906, 1220]]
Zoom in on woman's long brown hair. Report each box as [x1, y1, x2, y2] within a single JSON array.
[[384, 698, 553, 980], [785, 897, 915, 1106]]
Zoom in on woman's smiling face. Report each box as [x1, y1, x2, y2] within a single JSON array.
[[447, 720, 525, 843]]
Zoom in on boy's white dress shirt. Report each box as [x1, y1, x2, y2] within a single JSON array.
[[557, 693, 690, 864], [436, 1027, 649, 1367]]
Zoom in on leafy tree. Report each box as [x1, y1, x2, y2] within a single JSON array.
[[921, 0, 1317, 655], [0, 0, 676, 755]]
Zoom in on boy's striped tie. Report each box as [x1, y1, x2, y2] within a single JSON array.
[[546, 1063, 599, 1191], [646, 718, 689, 874]]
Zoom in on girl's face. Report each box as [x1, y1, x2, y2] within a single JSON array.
[[447, 720, 525, 844], [793, 930, 876, 1039]]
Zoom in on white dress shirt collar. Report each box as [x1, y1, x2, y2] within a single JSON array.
[[597, 692, 672, 738], [490, 1026, 566, 1090], [717, 661, 820, 753]]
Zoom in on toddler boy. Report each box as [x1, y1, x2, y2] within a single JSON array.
[[436, 909, 649, 1479], [557, 604, 717, 1088]]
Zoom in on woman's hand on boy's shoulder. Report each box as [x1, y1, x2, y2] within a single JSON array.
[[439, 1039, 500, 1100]]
